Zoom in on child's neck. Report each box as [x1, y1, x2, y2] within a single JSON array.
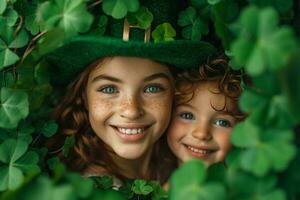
[[111, 147, 153, 180]]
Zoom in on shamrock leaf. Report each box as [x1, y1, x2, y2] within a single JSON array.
[[233, 122, 296, 176], [24, 0, 40, 35], [92, 175, 113, 189], [127, 6, 153, 29], [152, 23, 176, 42], [0, 87, 29, 129], [0, 0, 7, 15], [248, 0, 293, 15], [0, 139, 39, 191], [132, 179, 153, 195], [102, 0, 139, 19], [0, 27, 29, 69], [231, 6, 297, 76], [65, 173, 94, 198], [62, 136, 75, 157], [38, 0, 93, 37], [1, 7, 19, 26], [170, 160, 226, 200], [178, 7, 208, 40], [41, 120, 58, 138], [89, 15, 108, 35]]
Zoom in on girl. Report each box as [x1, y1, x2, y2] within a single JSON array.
[[45, 0, 215, 185], [167, 58, 245, 167]]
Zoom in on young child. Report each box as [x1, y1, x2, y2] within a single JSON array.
[[45, 0, 215, 185], [167, 58, 245, 167]]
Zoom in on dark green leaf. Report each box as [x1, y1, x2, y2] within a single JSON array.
[[41, 120, 58, 138]]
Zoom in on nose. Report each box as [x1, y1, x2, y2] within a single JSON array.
[[119, 95, 144, 120], [191, 122, 212, 141]]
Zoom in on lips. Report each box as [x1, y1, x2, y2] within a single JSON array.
[[184, 144, 216, 158], [111, 124, 151, 141]]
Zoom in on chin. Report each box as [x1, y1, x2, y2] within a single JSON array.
[[114, 147, 145, 160]]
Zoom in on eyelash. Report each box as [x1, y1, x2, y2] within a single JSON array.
[[144, 84, 165, 93], [213, 119, 232, 128], [98, 85, 119, 94], [179, 112, 195, 120]]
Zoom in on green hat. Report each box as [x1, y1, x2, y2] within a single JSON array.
[[46, 0, 216, 86]]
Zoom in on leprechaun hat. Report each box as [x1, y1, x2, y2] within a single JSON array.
[[46, 0, 216, 86]]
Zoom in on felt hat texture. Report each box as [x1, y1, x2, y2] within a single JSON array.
[[46, 0, 216, 86]]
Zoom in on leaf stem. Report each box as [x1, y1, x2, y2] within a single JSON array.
[[87, 0, 103, 9]]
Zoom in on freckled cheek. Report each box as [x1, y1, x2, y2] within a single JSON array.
[[88, 98, 114, 119], [145, 95, 173, 118]]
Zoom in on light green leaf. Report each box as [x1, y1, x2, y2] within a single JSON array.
[[3, 8, 19, 26], [0, 139, 28, 163], [39, 0, 93, 36], [124, 0, 139, 12], [9, 29, 29, 48], [231, 120, 260, 147], [152, 23, 176, 42], [15, 151, 40, 173], [0, 165, 24, 191], [127, 6, 153, 29], [170, 160, 206, 200], [0, 87, 29, 129], [0, 0, 7, 15], [0, 47, 20, 69], [102, 0, 127, 19]]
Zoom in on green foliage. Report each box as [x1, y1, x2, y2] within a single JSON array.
[[152, 23, 176, 42], [38, 0, 93, 37], [178, 6, 209, 40], [0, 0, 299, 199], [127, 6, 153, 29], [0, 87, 29, 129], [231, 6, 297, 76], [102, 0, 140, 19]]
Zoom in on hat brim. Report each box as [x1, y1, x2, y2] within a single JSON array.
[[46, 36, 216, 86]]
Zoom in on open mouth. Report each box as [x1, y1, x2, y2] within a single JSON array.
[[112, 125, 151, 135], [184, 144, 216, 155]]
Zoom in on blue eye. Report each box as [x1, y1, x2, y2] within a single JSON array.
[[214, 119, 231, 127], [144, 85, 163, 93], [179, 112, 194, 120], [99, 86, 118, 94]]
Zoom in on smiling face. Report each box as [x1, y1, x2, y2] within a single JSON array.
[[86, 56, 174, 161], [167, 81, 237, 166]]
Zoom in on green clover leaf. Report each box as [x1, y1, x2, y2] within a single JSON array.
[[65, 173, 94, 198], [152, 23, 176, 42], [170, 160, 226, 200], [92, 175, 113, 189], [127, 6, 153, 29], [232, 119, 296, 176], [38, 0, 93, 37], [178, 7, 208, 40], [0, 87, 29, 129], [41, 120, 58, 138], [62, 136, 75, 157], [231, 6, 297, 76], [0, 139, 39, 191], [248, 0, 293, 15], [132, 179, 153, 195], [0, 27, 29, 69], [102, 0, 139, 19], [0, 0, 7, 15], [1, 7, 19, 27]]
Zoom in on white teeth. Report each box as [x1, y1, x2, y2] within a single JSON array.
[[118, 127, 144, 135], [187, 146, 211, 154]]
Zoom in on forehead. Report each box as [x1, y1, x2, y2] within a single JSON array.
[[89, 56, 171, 79], [179, 81, 237, 112]]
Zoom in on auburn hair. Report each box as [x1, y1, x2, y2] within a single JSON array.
[[175, 57, 246, 121], [47, 57, 176, 183]]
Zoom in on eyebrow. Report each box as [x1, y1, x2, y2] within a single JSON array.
[[92, 72, 172, 83]]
